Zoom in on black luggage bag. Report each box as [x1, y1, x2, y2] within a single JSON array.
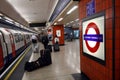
[[46, 45, 52, 52], [40, 49, 52, 65], [24, 61, 40, 72], [24, 49, 52, 72], [53, 43, 60, 52]]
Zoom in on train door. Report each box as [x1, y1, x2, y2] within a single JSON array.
[[0, 28, 9, 67], [0, 27, 16, 65], [5, 29, 16, 57], [17, 30, 24, 49], [0, 33, 4, 69], [23, 32, 27, 47], [23, 35, 26, 48]]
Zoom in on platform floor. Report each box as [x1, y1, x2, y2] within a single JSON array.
[[22, 39, 81, 80]]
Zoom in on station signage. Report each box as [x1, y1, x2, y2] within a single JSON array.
[[56, 30, 61, 37], [82, 13, 105, 63], [86, 0, 95, 16]]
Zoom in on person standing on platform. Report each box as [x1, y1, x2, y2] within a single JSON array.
[[31, 34, 38, 53], [54, 35, 59, 44], [53, 35, 60, 51], [41, 32, 49, 49]]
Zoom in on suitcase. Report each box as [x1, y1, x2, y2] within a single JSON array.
[[46, 45, 52, 52], [40, 49, 52, 64], [24, 49, 52, 72], [53, 43, 60, 52], [24, 61, 40, 72]]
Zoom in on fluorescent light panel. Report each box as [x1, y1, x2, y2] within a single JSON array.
[[66, 23, 69, 25], [70, 21, 74, 23], [58, 18, 63, 22], [75, 18, 79, 21], [54, 22, 57, 25], [4, 16, 13, 22], [67, 5, 78, 14], [0, 13, 3, 16]]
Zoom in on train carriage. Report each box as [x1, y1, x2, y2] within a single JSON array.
[[0, 28, 13, 62], [0, 27, 33, 73], [0, 32, 5, 70]]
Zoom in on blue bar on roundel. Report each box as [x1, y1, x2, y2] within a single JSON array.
[[84, 34, 103, 42]]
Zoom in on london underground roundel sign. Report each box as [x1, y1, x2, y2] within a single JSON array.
[[82, 15, 105, 61], [84, 22, 103, 53]]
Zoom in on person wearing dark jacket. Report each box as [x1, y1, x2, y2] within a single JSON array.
[[54, 35, 59, 44], [41, 34, 49, 49]]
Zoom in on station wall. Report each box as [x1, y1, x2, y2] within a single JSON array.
[[52, 25, 64, 45], [79, 0, 120, 80]]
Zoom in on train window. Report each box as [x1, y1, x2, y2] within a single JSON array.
[[21, 35, 24, 41], [19, 34, 21, 41], [25, 35, 27, 39], [14, 34, 19, 43], [26, 35, 29, 39], [18, 34, 21, 42], [24, 35, 26, 40], [19, 34, 23, 41], [26, 35, 28, 39], [23, 35, 25, 39], [10, 34, 14, 44]]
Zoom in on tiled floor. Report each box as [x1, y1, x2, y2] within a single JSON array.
[[22, 39, 80, 80]]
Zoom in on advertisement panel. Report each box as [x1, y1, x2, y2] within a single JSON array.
[[56, 30, 61, 37]]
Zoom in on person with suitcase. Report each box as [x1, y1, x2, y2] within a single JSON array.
[[54, 35, 59, 44], [54, 35, 60, 51], [24, 49, 52, 72]]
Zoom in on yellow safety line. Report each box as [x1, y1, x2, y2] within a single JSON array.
[[4, 46, 31, 80]]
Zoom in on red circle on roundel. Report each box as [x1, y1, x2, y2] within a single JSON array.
[[85, 22, 100, 53]]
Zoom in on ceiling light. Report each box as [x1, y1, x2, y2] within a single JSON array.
[[42, 28, 45, 30], [15, 22, 20, 26], [34, 28, 39, 31], [75, 18, 79, 21], [66, 23, 69, 25], [54, 22, 57, 25], [0, 13, 3, 16], [4, 16, 13, 22], [70, 21, 74, 23], [67, 5, 78, 15], [58, 18, 63, 22]]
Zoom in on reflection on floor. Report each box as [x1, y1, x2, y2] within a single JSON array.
[[22, 40, 81, 80]]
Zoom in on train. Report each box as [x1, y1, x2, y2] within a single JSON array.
[[0, 18, 34, 74]]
